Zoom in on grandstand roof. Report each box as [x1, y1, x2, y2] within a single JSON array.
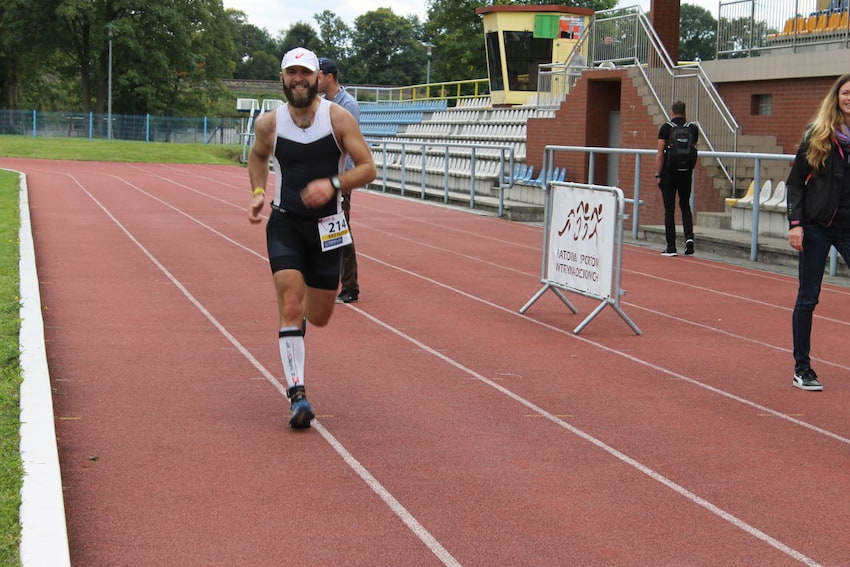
[[475, 5, 593, 16]]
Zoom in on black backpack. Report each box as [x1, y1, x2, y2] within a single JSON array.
[[664, 121, 697, 172]]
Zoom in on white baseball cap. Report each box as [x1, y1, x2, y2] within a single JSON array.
[[281, 47, 319, 72]]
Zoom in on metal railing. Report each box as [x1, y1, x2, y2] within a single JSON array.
[[537, 145, 806, 265], [0, 109, 242, 144], [348, 79, 490, 104], [717, 0, 850, 56], [536, 6, 740, 188], [365, 138, 515, 216]]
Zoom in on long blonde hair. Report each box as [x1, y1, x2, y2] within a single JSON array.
[[805, 73, 850, 173]]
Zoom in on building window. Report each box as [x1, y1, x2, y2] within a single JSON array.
[[502, 31, 552, 92], [485, 32, 504, 92], [752, 94, 772, 116]]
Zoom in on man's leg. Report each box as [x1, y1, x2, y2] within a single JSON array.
[[339, 191, 359, 302], [676, 172, 694, 240], [273, 269, 315, 428], [658, 178, 678, 252], [677, 172, 695, 255]]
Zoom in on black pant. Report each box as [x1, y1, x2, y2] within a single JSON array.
[[658, 170, 694, 249], [792, 225, 850, 372], [340, 191, 359, 294]]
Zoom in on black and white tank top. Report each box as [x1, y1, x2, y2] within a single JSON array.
[[272, 98, 344, 219]]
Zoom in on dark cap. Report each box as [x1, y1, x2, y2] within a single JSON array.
[[318, 57, 339, 77]]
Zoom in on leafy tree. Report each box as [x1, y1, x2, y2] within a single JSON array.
[[680, 3, 717, 61], [279, 22, 321, 54], [104, 0, 235, 116], [314, 10, 353, 63], [227, 9, 280, 80], [425, 0, 487, 83], [0, 0, 60, 109], [351, 8, 425, 86]]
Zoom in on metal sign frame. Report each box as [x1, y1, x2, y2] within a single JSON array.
[[520, 180, 641, 335]]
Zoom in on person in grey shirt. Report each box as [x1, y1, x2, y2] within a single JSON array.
[[318, 57, 361, 303]]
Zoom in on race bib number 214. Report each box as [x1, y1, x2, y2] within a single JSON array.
[[318, 212, 352, 252]]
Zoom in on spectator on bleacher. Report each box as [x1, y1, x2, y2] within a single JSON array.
[[596, 35, 615, 62], [655, 100, 699, 256], [786, 73, 850, 392], [247, 47, 376, 428], [568, 51, 586, 87], [318, 56, 361, 304]]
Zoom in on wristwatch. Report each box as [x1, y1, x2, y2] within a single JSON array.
[[329, 176, 341, 191]]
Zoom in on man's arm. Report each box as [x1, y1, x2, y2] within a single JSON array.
[[301, 105, 376, 208], [655, 138, 666, 178], [247, 112, 275, 223]]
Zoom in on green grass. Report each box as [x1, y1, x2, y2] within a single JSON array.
[[0, 170, 22, 567], [0, 136, 245, 165], [0, 136, 248, 564]]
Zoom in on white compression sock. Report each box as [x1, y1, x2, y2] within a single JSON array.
[[278, 326, 305, 390]]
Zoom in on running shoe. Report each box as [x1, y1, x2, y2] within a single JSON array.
[[287, 386, 315, 428], [793, 368, 823, 391], [684, 239, 695, 255]]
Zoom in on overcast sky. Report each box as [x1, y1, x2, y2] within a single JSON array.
[[222, 0, 721, 42], [221, 1, 429, 37]]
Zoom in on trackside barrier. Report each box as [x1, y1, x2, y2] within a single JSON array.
[[366, 139, 515, 216], [541, 146, 828, 269], [520, 181, 641, 336]]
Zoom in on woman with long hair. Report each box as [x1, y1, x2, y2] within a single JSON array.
[[786, 73, 850, 391]]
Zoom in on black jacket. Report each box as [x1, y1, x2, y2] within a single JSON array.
[[786, 138, 847, 228]]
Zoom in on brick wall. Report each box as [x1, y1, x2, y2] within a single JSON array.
[[649, 0, 681, 63], [716, 77, 838, 154], [526, 68, 721, 226]]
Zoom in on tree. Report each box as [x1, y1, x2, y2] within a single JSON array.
[[104, 0, 235, 116], [351, 8, 424, 86], [313, 10, 353, 63], [279, 22, 321, 55], [680, 3, 717, 61], [227, 9, 279, 80], [0, 0, 61, 110], [425, 0, 487, 83]]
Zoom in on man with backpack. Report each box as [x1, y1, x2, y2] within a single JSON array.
[[655, 100, 699, 256]]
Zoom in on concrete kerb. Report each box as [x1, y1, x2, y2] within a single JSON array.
[[13, 169, 72, 567]]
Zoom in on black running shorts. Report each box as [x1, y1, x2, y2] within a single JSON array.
[[266, 209, 342, 290]]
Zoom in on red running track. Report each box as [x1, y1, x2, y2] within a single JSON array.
[[7, 157, 850, 566]]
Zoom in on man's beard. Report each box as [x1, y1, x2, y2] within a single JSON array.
[[282, 79, 319, 109]]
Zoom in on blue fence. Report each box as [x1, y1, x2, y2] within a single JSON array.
[[0, 110, 244, 144]]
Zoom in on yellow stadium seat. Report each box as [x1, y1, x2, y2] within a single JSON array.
[[725, 180, 754, 208]]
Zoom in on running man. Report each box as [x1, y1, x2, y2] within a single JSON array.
[[247, 47, 376, 428]]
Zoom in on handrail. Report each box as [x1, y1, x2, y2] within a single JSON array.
[[537, 6, 740, 188], [542, 144, 794, 263], [348, 79, 490, 104], [365, 138, 515, 216]]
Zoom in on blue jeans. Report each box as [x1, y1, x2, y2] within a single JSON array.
[[792, 225, 850, 372]]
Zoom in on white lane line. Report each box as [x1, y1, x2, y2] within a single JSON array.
[[68, 175, 460, 567], [349, 302, 823, 567], [106, 171, 850, 442], [89, 169, 838, 563], [111, 168, 830, 564], [356, 193, 850, 299], [359, 223, 850, 365], [359, 252, 850, 447]]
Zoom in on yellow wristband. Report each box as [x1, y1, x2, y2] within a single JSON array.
[[252, 187, 265, 197]]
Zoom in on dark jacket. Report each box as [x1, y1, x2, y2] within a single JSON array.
[[786, 137, 847, 228]]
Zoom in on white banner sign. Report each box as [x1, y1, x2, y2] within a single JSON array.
[[546, 184, 617, 300]]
